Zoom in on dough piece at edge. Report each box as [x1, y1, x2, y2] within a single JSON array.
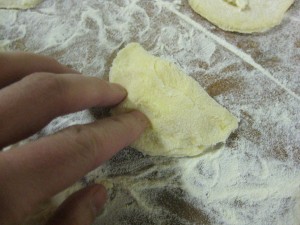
[[188, 0, 295, 33], [109, 43, 238, 157], [0, 0, 42, 9]]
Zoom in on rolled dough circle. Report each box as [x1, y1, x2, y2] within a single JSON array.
[[188, 0, 295, 33]]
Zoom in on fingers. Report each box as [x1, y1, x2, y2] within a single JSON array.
[[46, 185, 107, 225], [0, 52, 77, 88], [0, 73, 127, 148], [0, 111, 148, 222]]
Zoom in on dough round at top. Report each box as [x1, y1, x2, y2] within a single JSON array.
[[188, 0, 295, 33], [0, 0, 42, 9], [109, 43, 238, 157]]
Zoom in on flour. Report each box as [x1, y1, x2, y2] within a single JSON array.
[[1, 0, 300, 224], [161, 1, 300, 102]]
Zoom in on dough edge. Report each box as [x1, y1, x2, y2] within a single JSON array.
[[110, 43, 239, 157], [0, 0, 42, 9], [188, 0, 295, 33]]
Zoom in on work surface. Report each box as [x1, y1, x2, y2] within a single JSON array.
[[1, 0, 300, 224]]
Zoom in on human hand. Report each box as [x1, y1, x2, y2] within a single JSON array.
[[0, 52, 149, 225]]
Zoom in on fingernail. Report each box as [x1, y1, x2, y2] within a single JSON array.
[[110, 83, 127, 96], [92, 186, 107, 216]]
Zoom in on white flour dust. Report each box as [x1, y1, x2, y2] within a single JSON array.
[[1, 0, 300, 225]]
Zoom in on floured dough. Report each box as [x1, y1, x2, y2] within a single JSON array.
[[109, 43, 238, 157], [0, 0, 42, 9], [188, 0, 295, 33]]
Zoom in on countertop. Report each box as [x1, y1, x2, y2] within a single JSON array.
[[1, 0, 300, 224]]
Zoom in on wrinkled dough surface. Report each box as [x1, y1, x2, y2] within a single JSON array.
[[109, 43, 238, 157], [188, 0, 295, 33], [0, 0, 42, 9]]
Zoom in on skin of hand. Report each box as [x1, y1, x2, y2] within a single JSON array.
[[0, 52, 149, 225]]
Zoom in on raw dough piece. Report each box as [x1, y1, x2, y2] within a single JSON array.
[[109, 43, 238, 157], [224, 0, 248, 10], [188, 0, 295, 33], [0, 0, 42, 9]]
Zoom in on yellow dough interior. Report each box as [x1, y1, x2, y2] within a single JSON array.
[[109, 43, 238, 157], [0, 0, 42, 9], [188, 0, 295, 33]]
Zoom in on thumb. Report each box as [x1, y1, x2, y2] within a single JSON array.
[[46, 184, 107, 225]]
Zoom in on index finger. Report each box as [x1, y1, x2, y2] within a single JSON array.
[[0, 52, 77, 88], [0, 111, 149, 222]]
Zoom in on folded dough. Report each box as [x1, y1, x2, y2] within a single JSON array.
[[109, 43, 238, 157], [0, 0, 42, 9], [188, 0, 295, 33]]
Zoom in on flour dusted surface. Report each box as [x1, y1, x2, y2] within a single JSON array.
[[1, 0, 300, 224]]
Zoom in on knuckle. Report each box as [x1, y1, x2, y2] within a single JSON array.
[[46, 56, 59, 65], [108, 115, 128, 128], [109, 113, 139, 132], [65, 125, 103, 164], [23, 73, 67, 109], [26, 73, 65, 95]]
